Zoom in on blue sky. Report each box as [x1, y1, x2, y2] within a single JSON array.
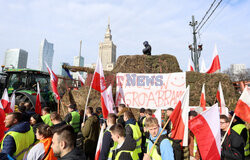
[[0, 0, 249, 74]]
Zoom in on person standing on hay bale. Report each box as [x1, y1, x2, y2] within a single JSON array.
[[142, 41, 151, 55]]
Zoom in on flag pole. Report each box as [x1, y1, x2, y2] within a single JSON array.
[[57, 99, 60, 114], [220, 113, 235, 145], [82, 74, 95, 123], [149, 118, 171, 155]]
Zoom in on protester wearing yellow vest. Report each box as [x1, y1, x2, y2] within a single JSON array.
[[26, 124, 57, 160], [123, 111, 142, 159], [100, 113, 117, 160], [1, 112, 35, 160], [231, 114, 250, 157], [41, 107, 53, 126], [64, 104, 80, 133], [109, 124, 138, 160], [144, 117, 174, 160]]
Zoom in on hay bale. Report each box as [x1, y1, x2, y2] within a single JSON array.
[[60, 54, 239, 117]]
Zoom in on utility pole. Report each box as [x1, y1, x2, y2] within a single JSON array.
[[189, 15, 202, 72]]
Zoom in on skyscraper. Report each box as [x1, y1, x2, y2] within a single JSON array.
[[98, 19, 116, 71], [4, 49, 28, 68], [39, 39, 54, 72]]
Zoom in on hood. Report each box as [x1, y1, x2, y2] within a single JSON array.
[[117, 107, 129, 117], [88, 115, 99, 123], [119, 136, 136, 151], [125, 118, 136, 126], [150, 127, 167, 141], [7, 121, 31, 134]]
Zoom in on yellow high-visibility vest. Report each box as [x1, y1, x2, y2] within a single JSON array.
[[1, 126, 35, 160]]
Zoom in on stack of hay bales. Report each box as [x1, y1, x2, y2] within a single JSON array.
[[60, 54, 239, 117]]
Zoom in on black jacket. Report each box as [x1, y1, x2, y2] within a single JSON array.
[[138, 116, 145, 132], [221, 129, 245, 160], [59, 148, 86, 160], [99, 129, 114, 160], [111, 136, 136, 160]]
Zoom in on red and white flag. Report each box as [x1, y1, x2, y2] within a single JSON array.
[[207, 45, 221, 74], [45, 63, 60, 100], [102, 85, 116, 114], [170, 85, 190, 146], [0, 104, 7, 142], [189, 103, 221, 160], [200, 58, 207, 73], [92, 58, 109, 118], [92, 58, 106, 92], [77, 72, 85, 86], [8, 91, 15, 113], [1, 88, 9, 111], [115, 84, 126, 107], [199, 84, 206, 111], [35, 82, 42, 115], [187, 58, 194, 71], [234, 87, 250, 123], [216, 82, 228, 116], [95, 124, 105, 160]]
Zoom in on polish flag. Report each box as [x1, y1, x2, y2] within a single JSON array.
[[187, 58, 194, 71], [35, 82, 42, 115], [102, 85, 116, 114], [77, 72, 85, 86], [92, 58, 106, 92], [6, 91, 15, 113], [95, 124, 105, 160], [189, 104, 221, 160], [200, 58, 207, 73], [170, 85, 190, 146], [92, 58, 109, 118], [115, 84, 126, 107], [45, 63, 60, 100], [101, 86, 115, 117], [234, 87, 250, 123], [0, 104, 7, 142], [216, 82, 228, 116], [1, 88, 10, 110], [199, 84, 206, 111], [206, 45, 221, 74]]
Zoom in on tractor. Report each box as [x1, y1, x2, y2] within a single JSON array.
[[0, 68, 57, 111]]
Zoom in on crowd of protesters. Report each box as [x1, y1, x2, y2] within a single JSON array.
[[0, 101, 249, 160]]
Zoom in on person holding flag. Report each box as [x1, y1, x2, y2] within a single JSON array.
[[98, 113, 117, 160], [220, 115, 245, 160], [143, 117, 174, 160], [81, 107, 100, 160]]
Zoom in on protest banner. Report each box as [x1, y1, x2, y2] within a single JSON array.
[[116, 72, 186, 109]]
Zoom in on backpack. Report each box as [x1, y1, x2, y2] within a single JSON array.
[[148, 134, 182, 160]]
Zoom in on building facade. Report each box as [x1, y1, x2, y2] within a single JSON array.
[[230, 64, 246, 74], [4, 49, 28, 68], [39, 39, 54, 72], [98, 21, 116, 71]]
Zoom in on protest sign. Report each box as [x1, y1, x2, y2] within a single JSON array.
[[116, 72, 186, 109]]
